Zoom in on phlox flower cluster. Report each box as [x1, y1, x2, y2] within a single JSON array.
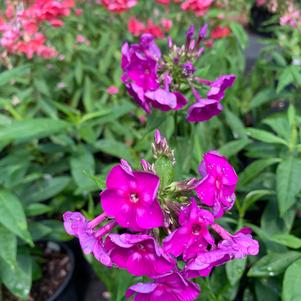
[[0, 0, 74, 59], [98, 0, 138, 13], [63, 130, 259, 301], [121, 25, 236, 122], [180, 0, 214, 16], [256, 0, 301, 28], [128, 16, 172, 39]]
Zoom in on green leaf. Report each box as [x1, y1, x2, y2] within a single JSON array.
[[224, 109, 246, 138], [247, 128, 288, 145], [95, 139, 134, 162], [0, 252, 32, 300], [277, 67, 294, 94], [25, 204, 52, 216], [255, 278, 281, 301], [249, 88, 276, 110], [271, 234, 301, 249], [0, 65, 29, 86], [248, 252, 301, 277], [70, 145, 95, 191], [23, 176, 70, 204], [226, 258, 247, 285], [230, 23, 248, 49], [219, 138, 250, 158], [0, 118, 69, 145], [0, 224, 17, 268], [238, 158, 280, 188], [282, 258, 301, 301], [0, 189, 32, 245], [241, 190, 274, 215], [277, 157, 301, 215]]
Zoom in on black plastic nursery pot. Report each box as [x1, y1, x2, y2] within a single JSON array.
[[46, 242, 78, 301]]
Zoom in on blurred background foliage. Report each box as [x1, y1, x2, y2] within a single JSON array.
[[0, 0, 301, 300]]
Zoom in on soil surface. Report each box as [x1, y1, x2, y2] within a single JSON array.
[[3, 242, 71, 301]]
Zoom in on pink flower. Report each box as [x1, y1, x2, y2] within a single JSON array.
[[161, 18, 172, 32], [63, 211, 114, 266], [75, 8, 83, 16], [100, 163, 164, 231], [106, 85, 119, 95], [76, 34, 86, 43], [126, 272, 200, 301], [156, 0, 170, 5], [101, 0, 137, 13], [105, 233, 176, 277], [128, 16, 145, 36], [181, 0, 214, 16], [195, 151, 238, 217], [163, 199, 214, 261]]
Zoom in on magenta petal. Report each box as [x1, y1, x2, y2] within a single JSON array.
[[145, 89, 177, 111], [174, 92, 188, 110], [100, 189, 126, 218], [106, 165, 133, 190], [136, 201, 164, 229], [187, 98, 223, 123], [134, 171, 160, 204], [93, 240, 112, 267], [195, 176, 215, 206], [163, 227, 189, 257], [126, 283, 157, 297], [63, 211, 86, 237]]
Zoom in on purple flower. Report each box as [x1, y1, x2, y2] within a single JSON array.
[[187, 88, 223, 122], [125, 272, 200, 301], [163, 199, 214, 261], [105, 233, 176, 277], [195, 151, 238, 217], [121, 35, 161, 113], [63, 212, 113, 266], [186, 226, 259, 278], [187, 98, 223, 123], [207, 74, 236, 101], [100, 164, 164, 231]]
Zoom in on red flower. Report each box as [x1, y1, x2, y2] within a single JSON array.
[[128, 16, 145, 36], [211, 25, 231, 40]]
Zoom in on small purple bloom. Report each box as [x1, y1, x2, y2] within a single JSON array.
[[105, 233, 176, 277], [195, 151, 238, 217], [63, 211, 112, 266], [163, 199, 214, 261], [100, 164, 164, 231], [126, 272, 200, 301], [182, 61, 196, 77], [207, 74, 236, 101]]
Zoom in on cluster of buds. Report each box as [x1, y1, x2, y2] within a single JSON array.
[[63, 130, 259, 301], [152, 129, 176, 164], [121, 24, 236, 123], [0, 0, 75, 59]]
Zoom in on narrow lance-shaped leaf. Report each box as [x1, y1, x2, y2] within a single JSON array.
[[277, 157, 301, 216], [0, 189, 33, 245]]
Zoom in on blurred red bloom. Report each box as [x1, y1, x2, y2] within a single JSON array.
[[181, 0, 213, 16], [128, 16, 145, 36], [156, 0, 170, 5], [101, 0, 137, 13], [211, 25, 231, 39], [161, 18, 172, 32]]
